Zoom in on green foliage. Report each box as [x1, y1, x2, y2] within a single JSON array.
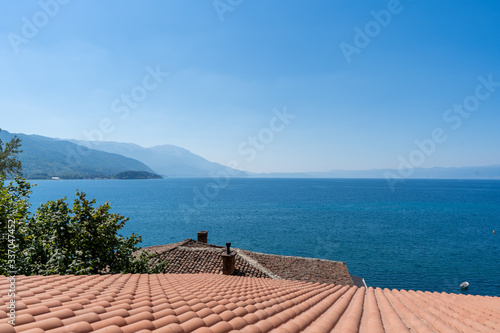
[[114, 171, 163, 179], [1, 132, 165, 275], [0, 129, 22, 178], [0, 177, 32, 274], [0, 179, 166, 275]]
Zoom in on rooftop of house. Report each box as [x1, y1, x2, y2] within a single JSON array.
[[1, 273, 499, 333], [141, 238, 355, 287]]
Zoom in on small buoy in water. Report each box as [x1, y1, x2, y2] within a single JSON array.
[[460, 281, 469, 290]]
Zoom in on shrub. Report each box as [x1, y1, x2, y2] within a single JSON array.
[[0, 177, 165, 275]]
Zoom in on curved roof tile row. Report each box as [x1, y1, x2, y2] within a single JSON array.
[[1, 273, 499, 332]]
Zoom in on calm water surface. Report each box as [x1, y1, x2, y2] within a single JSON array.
[[27, 178, 500, 296]]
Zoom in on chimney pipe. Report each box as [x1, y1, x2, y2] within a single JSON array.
[[197, 231, 208, 243], [221, 242, 236, 275]]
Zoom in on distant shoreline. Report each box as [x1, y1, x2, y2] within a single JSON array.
[[18, 177, 500, 181]]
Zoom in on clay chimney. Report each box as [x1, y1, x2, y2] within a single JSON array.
[[221, 242, 236, 275], [197, 231, 208, 243]]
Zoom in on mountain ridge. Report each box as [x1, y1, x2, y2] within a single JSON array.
[[69, 139, 248, 178], [75, 139, 500, 180], [0, 130, 159, 179], [3, 130, 500, 180]]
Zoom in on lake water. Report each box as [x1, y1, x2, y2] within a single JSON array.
[[26, 178, 500, 296]]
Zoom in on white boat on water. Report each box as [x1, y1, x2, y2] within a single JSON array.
[[460, 281, 469, 290]]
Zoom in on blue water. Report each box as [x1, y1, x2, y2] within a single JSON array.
[[26, 178, 500, 296]]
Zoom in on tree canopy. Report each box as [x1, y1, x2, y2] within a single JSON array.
[[0, 133, 166, 275], [0, 129, 22, 178]]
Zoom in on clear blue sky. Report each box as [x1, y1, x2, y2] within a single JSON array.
[[1, 0, 499, 173]]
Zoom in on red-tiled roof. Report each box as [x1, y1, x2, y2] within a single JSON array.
[[142, 239, 355, 286], [1, 273, 499, 332]]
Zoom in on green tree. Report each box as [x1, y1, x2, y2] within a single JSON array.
[[1, 133, 166, 275], [13, 191, 165, 275], [0, 129, 22, 178], [0, 177, 32, 274]]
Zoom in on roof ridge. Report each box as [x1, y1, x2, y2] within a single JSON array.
[[141, 241, 354, 285], [162, 238, 211, 252], [235, 249, 282, 280], [240, 248, 345, 263], [176, 246, 223, 252]]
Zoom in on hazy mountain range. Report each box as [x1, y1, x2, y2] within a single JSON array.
[[68, 139, 247, 178], [309, 166, 500, 179], [0, 130, 156, 179], [2, 130, 500, 179]]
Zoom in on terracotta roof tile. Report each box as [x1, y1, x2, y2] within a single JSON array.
[[1, 273, 499, 332], [141, 239, 355, 286], [0, 323, 16, 333]]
